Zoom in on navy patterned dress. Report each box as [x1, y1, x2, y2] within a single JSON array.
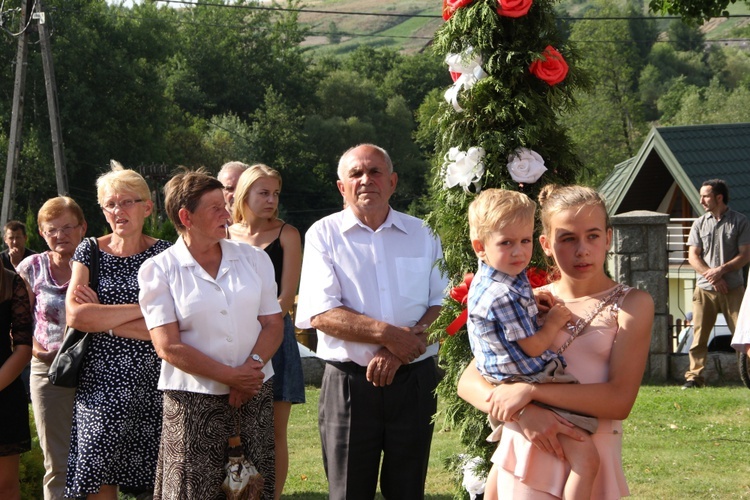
[[65, 238, 171, 497]]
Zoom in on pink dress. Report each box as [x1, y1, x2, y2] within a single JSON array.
[[492, 283, 632, 499]]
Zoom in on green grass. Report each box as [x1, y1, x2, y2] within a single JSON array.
[[21, 384, 750, 498], [284, 384, 750, 499], [283, 388, 458, 499], [623, 384, 750, 499]]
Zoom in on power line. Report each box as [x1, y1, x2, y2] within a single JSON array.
[[158, 0, 440, 18], [154, 0, 750, 22], [51, 5, 750, 44], [0, 0, 38, 37]]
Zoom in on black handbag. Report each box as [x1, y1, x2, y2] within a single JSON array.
[[48, 237, 100, 387]]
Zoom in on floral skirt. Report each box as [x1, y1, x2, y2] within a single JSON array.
[[154, 382, 275, 500]]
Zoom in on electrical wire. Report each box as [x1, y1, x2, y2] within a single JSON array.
[[153, 0, 750, 22], [0, 0, 37, 37], [50, 4, 750, 44]]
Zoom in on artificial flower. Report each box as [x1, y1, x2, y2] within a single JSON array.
[[443, 0, 473, 21], [507, 148, 547, 184], [497, 0, 532, 18], [446, 273, 474, 335], [530, 45, 569, 85], [444, 47, 488, 112], [526, 266, 548, 288], [443, 146, 486, 192]]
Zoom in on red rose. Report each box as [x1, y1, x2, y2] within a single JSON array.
[[443, 0, 473, 21], [526, 267, 548, 288], [530, 45, 569, 86], [497, 0, 532, 18]]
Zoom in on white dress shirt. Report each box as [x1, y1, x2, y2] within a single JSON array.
[[139, 237, 281, 394], [295, 207, 447, 366]]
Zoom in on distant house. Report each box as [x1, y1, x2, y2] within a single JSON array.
[[599, 122, 750, 324]]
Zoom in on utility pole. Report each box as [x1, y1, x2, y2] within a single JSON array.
[[1, 0, 67, 228], [36, 0, 68, 197], [2, 0, 34, 226]]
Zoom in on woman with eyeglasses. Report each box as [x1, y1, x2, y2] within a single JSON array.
[[16, 196, 86, 500], [63, 163, 171, 500]]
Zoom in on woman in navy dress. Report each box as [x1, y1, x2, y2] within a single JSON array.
[[64, 163, 171, 499]]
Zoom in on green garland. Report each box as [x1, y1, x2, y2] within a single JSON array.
[[426, 0, 587, 495]]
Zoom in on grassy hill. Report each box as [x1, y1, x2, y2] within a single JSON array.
[[298, 0, 441, 55], [297, 0, 750, 56]]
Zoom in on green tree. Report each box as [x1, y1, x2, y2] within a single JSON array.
[[667, 20, 705, 52], [563, 1, 650, 181], [327, 21, 342, 45], [649, 0, 750, 24], [382, 52, 452, 110]]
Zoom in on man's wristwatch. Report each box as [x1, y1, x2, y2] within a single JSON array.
[[250, 353, 264, 365]]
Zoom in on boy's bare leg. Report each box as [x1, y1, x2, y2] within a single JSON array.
[[559, 429, 599, 500]]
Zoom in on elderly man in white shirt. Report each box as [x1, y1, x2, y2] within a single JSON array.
[[296, 144, 447, 500]]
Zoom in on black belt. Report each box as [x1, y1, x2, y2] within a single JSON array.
[[326, 357, 431, 376]]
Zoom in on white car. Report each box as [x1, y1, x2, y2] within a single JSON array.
[[676, 314, 734, 354]]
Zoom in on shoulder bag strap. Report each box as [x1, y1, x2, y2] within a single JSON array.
[[88, 236, 100, 291], [557, 284, 628, 355]]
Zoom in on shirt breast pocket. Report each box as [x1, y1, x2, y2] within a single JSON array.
[[395, 257, 430, 303]]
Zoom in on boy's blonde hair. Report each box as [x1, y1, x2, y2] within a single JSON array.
[[468, 189, 536, 243]]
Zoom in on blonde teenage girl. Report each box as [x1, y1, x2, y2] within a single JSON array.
[[228, 164, 304, 500], [458, 184, 654, 499]]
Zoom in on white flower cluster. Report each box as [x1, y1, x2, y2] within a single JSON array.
[[442, 146, 486, 193]]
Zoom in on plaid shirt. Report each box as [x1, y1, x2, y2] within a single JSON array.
[[467, 260, 559, 381]]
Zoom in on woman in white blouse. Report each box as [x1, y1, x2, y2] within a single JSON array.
[[138, 169, 283, 499]]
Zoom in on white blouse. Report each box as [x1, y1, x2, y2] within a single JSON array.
[[139, 237, 281, 395]]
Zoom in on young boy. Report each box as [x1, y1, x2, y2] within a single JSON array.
[[467, 188, 599, 500]]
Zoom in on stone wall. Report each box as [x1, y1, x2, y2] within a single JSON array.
[[609, 211, 670, 381]]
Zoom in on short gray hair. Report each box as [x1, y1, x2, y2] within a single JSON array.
[[218, 161, 250, 179], [337, 144, 393, 181]]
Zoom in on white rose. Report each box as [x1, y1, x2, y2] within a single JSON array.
[[507, 148, 547, 184], [443, 146, 486, 192]]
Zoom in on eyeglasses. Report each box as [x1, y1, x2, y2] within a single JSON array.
[[101, 199, 143, 213], [43, 224, 81, 238]]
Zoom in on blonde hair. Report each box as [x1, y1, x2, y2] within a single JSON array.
[[537, 184, 610, 240], [468, 189, 536, 243], [38, 196, 85, 227], [232, 164, 283, 224], [96, 160, 151, 205]]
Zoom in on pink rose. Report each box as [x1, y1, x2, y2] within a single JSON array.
[[443, 0, 473, 21], [497, 0, 532, 18], [530, 46, 569, 86]]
